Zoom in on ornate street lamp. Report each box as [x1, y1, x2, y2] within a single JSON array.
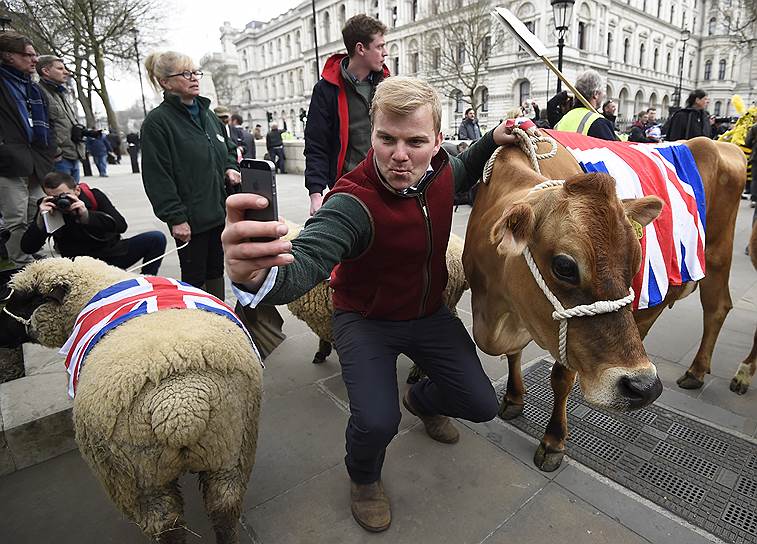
[[129, 28, 148, 118], [674, 28, 691, 108], [551, 0, 575, 93]]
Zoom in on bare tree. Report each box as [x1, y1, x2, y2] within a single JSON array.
[[3, 0, 163, 131], [425, 0, 498, 114], [713, 0, 757, 45]]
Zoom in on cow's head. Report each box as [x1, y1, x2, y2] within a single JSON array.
[[490, 172, 664, 411], [0, 257, 127, 349]]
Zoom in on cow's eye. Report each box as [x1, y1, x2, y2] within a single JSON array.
[[551, 254, 579, 284]]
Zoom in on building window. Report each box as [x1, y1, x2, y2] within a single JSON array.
[[286, 36, 292, 60], [411, 0, 418, 21], [642, 0, 647, 11], [708, 17, 716, 35], [390, 44, 399, 75], [639, 43, 645, 66], [242, 50, 248, 71], [518, 80, 531, 105], [322, 11, 331, 42], [432, 47, 441, 69], [521, 21, 535, 52], [718, 59, 726, 80], [653, 47, 658, 70], [391, 5, 398, 27], [480, 87, 489, 112], [482, 35, 491, 61], [666, 51, 671, 72], [453, 89, 464, 113], [295, 30, 301, 53], [607, 32, 613, 57], [457, 42, 466, 64], [410, 51, 419, 74], [656, 0, 661, 17], [623, 38, 629, 63], [688, 58, 693, 78], [714, 101, 721, 115], [669, 4, 675, 24], [577, 22, 586, 50], [704, 59, 712, 80], [338, 4, 346, 28]]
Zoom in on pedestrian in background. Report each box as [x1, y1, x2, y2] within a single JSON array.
[[266, 122, 286, 174], [0, 32, 55, 268], [547, 90, 573, 128], [36, 55, 85, 182], [458, 108, 482, 141], [556, 70, 618, 141], [629, 111, 655, 142], [304, 14, 389, 215], [602, 99, 618, 131], [86, 131, 112, 177], [663, 89, 711, 141], [231, 113, 255, 159], [106, 129, 122, 164], [140, 50, 240, 301]]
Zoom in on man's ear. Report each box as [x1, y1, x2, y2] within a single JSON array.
[[489, 202, 535, 256]]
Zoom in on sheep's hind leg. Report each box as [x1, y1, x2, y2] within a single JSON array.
[[138, 480, 187, 544], [313, 338, 332, 364], [199, 468, 245, 544]]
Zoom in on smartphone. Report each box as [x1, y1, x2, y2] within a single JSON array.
[[240, 159, 279, 242]]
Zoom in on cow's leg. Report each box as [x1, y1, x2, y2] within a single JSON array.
[[678, 265, 733, 389], [534, 363, 576, 472], [634, 304, 667, 340], [406, 363, 426, 384], [313, 337, 332, 364], [498, 351, 525, 420], [730, 323, 757, 395]]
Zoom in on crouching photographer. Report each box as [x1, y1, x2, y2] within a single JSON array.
[[20, 172, 167, 274]]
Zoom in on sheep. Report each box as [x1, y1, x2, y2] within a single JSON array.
[[0, 257, 262, 544], [285, 228, 469, 383]]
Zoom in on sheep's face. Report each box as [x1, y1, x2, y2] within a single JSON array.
[[0, 284, 68, 348]]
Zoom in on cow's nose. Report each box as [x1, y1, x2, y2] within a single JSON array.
[[618, 374, 663, 410]]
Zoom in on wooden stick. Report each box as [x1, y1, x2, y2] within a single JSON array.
[[540, 56, 599, 114]]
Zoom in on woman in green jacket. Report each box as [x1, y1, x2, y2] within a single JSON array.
[[140, 50, 240, 299]]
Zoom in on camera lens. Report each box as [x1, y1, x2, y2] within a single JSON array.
[[55, 196, 72, 210]]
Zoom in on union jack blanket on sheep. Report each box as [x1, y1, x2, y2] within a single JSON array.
[[546, 130, 706, 310], [59, 276, 261, 398]]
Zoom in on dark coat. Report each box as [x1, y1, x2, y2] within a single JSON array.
[[458, 118, 482, 140], [0, 72, 56, 179], [303, 53, 389, 195], [664, 108, 711, 141]]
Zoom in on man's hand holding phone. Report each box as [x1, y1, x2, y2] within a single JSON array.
[[222, 193, 293, 292]]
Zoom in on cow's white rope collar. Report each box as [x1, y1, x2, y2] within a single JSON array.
[[521, 180, 635, 370]]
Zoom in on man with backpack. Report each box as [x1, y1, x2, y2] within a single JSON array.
[[20, 171, 167, 274]]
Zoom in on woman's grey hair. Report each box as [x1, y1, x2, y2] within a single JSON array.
[[574, 69, 603, 102]]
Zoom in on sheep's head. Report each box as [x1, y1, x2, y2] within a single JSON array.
[[0, 257, 131, 348]]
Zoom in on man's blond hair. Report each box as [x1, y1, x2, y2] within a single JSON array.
[[371, 77, 441, 133]]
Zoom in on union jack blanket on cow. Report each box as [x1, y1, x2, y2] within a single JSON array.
[[59, 276, 261, 398], [546, 130, 706, 311]]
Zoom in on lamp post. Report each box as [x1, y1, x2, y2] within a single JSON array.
[[311, 0, 321, 77], [129, 28, 147, 118], [674, 28, 691, 108], [551, 0, 575, 94]]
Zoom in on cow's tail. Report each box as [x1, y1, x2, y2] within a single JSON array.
[[147, 373, 216, 448]]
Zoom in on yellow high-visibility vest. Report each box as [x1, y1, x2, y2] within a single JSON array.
[[555, 107, 604, 135]]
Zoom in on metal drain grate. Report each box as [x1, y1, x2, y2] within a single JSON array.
[[652, 441, 718, 480], [668, 422, 730, 457], [723, 503, 757, 537], [500, 358, 757, 543], [736, 477, 757, 499], [637, 462, 706, 504]]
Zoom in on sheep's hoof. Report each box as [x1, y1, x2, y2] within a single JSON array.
[[676, 371, 704, 389], [312, 352, 327, 364], [534, 442, 564, 472], [406, 364, 426, 385], [497, 398, 524, 420], [312, 339, 332, 364], [729, 376, 750, 395]]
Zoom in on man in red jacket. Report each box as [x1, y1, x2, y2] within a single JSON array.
[[305, 14, 389, 216], [224, 77, 520, 533]]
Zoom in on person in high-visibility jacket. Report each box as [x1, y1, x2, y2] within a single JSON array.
[[555, 69, 619, 141]]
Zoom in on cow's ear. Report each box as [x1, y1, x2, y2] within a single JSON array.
[[490, 202, 535, 256], [44, 283, 68, 305], [623, 196, 664, 228]]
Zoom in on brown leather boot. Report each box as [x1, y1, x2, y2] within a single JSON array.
[[350, 480, 391, 532], [402, 390, 460, 444]]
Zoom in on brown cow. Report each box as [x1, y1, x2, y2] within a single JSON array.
[[730, 221, 757, 394], [465, 136, 745, 471]]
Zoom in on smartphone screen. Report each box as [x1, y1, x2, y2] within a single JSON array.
[[240, 159, 279, 242]]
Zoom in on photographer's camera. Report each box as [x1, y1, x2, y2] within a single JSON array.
[[51, 195, 72, 212]]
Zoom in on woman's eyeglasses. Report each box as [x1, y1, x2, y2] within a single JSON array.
[[167, 70, 204, 80]]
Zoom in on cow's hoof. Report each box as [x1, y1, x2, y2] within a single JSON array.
[[676, 371, 704, 389], [406, 364, 426, 385], [729, 376, 750, 395], [498, 398, 524, 420], [534, 442, 564, 472]]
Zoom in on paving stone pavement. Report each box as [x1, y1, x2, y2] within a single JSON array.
[[1, 162, 755, 543]]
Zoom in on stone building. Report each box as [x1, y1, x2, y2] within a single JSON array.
[[214, 0, 755, 135]]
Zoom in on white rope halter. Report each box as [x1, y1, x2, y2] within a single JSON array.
[[1, 290, 32, 332], [482, 124, 558, 184], [522, 181, 635, 370]]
